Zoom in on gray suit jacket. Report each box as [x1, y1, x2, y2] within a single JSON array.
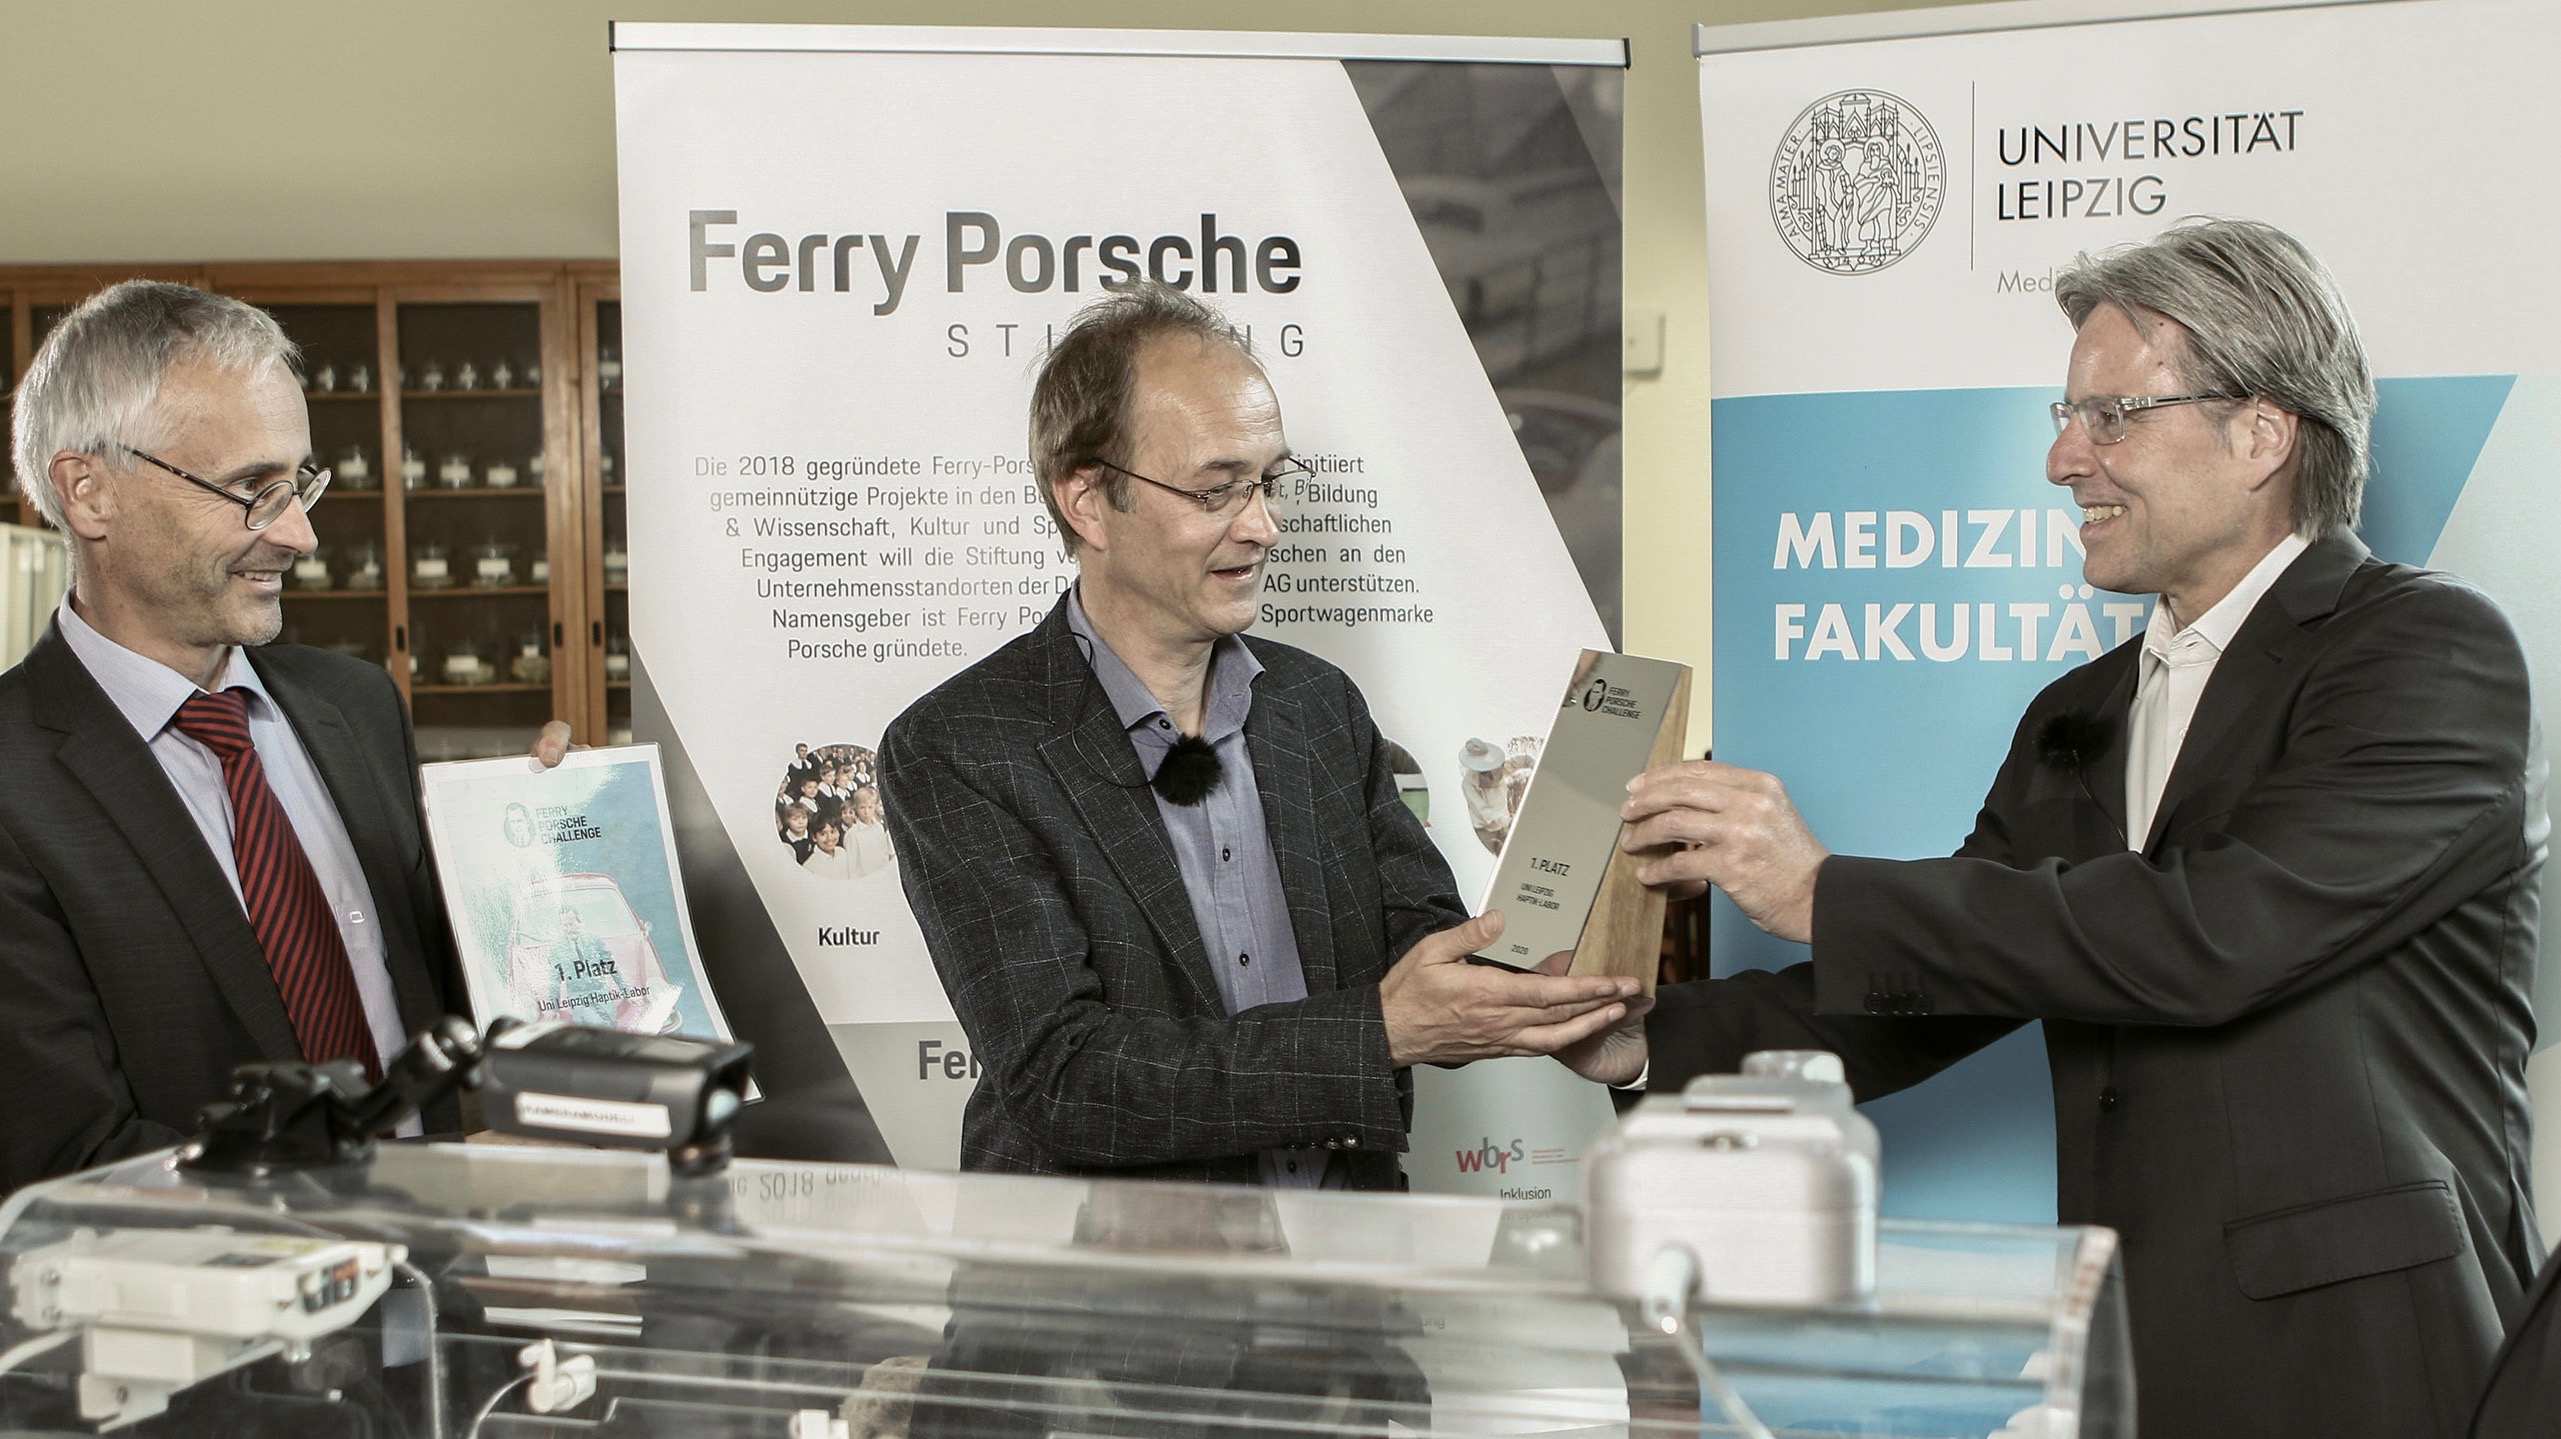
[[1649, 532, 2544, 1439], [880, 597, 1465, 1188], [0, 622, 463, 1193]]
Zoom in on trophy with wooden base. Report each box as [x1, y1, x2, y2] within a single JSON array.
[[1471, 649, 1692, 992]]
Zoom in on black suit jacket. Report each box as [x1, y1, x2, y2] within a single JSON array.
[[1649, 532, 2544, 1439], [2471, 1243, 2561, 1436], [879, 598, 1466, 1188], [0, 622, 463, 1192]]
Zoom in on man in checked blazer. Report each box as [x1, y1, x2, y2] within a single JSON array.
[[0, 282, 567, 1194], [881, 285, 1638, 1189], [1569, 220, 2544, 1439]]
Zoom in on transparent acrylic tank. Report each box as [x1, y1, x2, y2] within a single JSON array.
[[0, 1144, 2130, 1438]]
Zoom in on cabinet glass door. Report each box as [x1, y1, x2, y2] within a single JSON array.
[[264, 304, 392, 674], [397, 300, 556, 759]]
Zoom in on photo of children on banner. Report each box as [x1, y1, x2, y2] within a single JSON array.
[[419, 746, 740, 1045], [772, 741, 894, 879], [1459, 734, 1543, 854]]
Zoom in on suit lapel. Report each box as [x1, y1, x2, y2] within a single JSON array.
[[1240, 678, 1340, 994], [1035, 613, 1224, 1012], [250, 652, 443, 1030], [2087, 656, 2138, 852], [2145, 532, 2365, 850], [28, 628, 301, 1060]]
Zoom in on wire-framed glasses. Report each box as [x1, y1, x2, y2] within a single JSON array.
[[1095, 456, 1309, 517], [2048, 393, 2241, 445], [122, 446, 331, 531]]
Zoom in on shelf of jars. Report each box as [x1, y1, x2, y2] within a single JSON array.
[[7, 267, 598, 748], [394, 297, 567, 761]]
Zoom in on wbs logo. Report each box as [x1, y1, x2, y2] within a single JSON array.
[[1455, 1137, 1528, 1174], [1769, 90, 1946, 275]]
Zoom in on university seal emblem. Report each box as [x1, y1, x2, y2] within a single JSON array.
[[1770, 90, 1945, 275]]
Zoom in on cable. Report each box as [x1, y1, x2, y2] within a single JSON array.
[[463, 1372, 533, 1439], [1641, 1247, 1778, 1439], [0, 1329, 74, 1376], [393, 1261, 445, 1439]]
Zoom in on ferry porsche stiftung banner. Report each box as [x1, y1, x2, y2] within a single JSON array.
[[1700, 0, 2561, 1223], [614, 24, 1629, 1191]]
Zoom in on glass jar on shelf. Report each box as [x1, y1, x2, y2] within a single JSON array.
[[604, 632, 630, 681], [411, 541, 453, 590], [441, 635, 491, 687], [345, 543, 384, 591], [350, 361, 372, 394], [290, 546, 332, 591], [510, 631, 552, 685], [523, 358, 541, 387], [458, 361, 481, 391], [603, 540, 628, 586], [400, 447, 427, 491], [438, 453, 473, 489], [471, 540, 517, 589], [483, 458, 521, 490], [309, 361, 337, 394], [529, 551, 551, 585], [337, 444, 373, 491], [600, 450, 617, 483], [492, 359, 515, 390], [598, 344, 621, 390], [420, 359, 446, 392]]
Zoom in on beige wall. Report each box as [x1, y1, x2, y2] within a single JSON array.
[[0, 0, 1987, 747]]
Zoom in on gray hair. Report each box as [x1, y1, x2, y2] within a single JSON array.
[[1028, 282, 1253, 554], [10, 280, 300, 536], [2055, 218, 2374, 536]]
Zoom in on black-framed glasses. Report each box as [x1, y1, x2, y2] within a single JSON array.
[[2049, 393, 2242, 445], [1094, 456, 1308, 517], [122, 445, 330, 531]]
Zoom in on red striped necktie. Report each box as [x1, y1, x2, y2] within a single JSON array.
[[169, 687, 382, 1081]]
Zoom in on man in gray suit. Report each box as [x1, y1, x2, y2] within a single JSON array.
[[881, 285, 1638, 1188], [1570, 220, 2544, 1438], [0, 281, 568, 1193]]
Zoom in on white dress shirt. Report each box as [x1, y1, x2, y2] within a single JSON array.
[[2124, 532, 2311, 848], [57, 600, 416, 1079]]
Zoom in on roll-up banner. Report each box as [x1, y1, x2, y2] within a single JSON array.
[[613, 25, 1627, 1194], [1699, 0, 2561, 1222]]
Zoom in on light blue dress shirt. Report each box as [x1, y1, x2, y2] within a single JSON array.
[[1065, 588, 1335, 1188], [56, 601, 416, 1090]]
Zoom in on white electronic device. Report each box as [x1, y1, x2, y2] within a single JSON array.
[[1584, 1051, 1879, 1316], [8, 1228, 402, 1429]]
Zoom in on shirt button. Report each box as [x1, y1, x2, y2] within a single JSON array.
[[1343, 1136, 1359, 1148], [2099, 1087, 2121, 1113], [1239, 953, 1251, 967], [1221, 847, 1231, 862], [1286, 1160, 1298, 1174]]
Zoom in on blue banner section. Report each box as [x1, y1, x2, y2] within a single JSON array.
[[1709, 377, 2515, 1222]]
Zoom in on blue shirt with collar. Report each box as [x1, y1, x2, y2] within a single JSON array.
[[1064, 586, 1334, 1188]]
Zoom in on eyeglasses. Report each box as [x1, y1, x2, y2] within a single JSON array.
[[2048, 393, 2241, 446], [1094, 456, 1308, 517], [122, 445, 330, 530]]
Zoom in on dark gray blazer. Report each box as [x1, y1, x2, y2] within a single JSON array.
[[1649, 532, 2544, 1439], [879, 597, 1465, 1188], [0, 622, 463, 1193]]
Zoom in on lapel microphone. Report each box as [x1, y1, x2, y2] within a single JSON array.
[[1151, 734, 1223, 806], [2036, 710, 2129, 846], [2035, 711, 2116, 771]]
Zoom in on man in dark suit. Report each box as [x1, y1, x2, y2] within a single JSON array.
[[882, 284, 1637, 1188], [0, 280, 567, 1193], [1566, 220, 2544, 1438]]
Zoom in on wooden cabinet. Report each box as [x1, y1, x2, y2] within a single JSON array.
[[1, 264, 614, 759]]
